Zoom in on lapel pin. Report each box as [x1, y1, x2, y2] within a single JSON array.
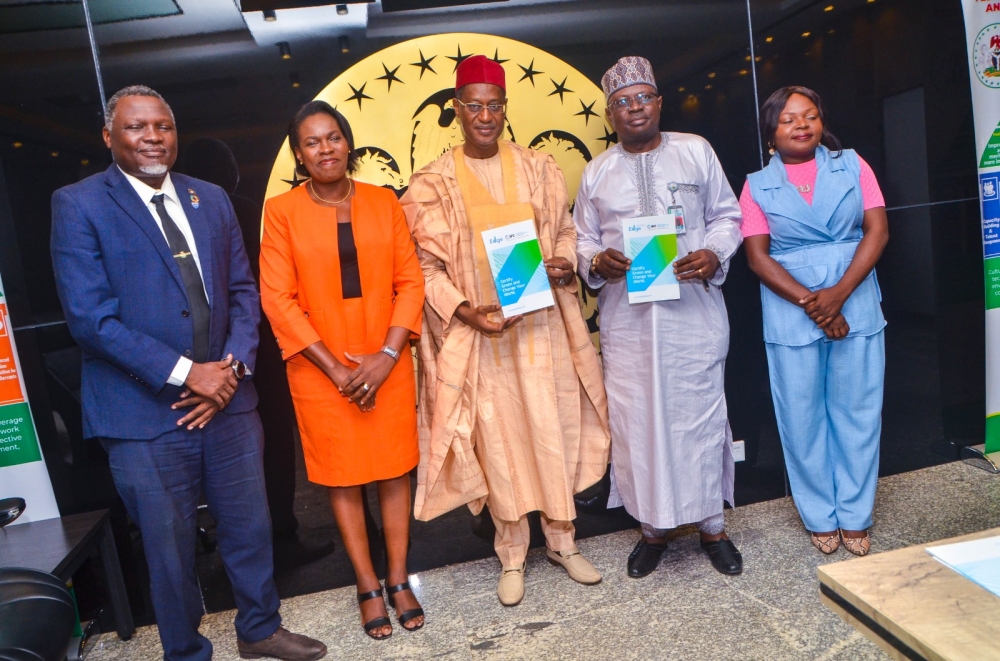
[[188, 188, 200, 209]]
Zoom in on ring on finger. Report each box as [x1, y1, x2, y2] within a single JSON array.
[[362, 382, 370, 392]]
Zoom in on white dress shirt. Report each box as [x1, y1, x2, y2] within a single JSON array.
[[118, 167, 208, 386]]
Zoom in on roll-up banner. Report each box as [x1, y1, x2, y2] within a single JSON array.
[[964, 1, 1000, 468], [0, 272, 59, 523]]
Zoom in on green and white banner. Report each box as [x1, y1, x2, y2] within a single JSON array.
[[963, 2, 1000, 455], [0, 272, 59, 523]]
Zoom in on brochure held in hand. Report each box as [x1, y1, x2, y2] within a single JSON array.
[[481, 219, 554, 317], [622, 215, 680, 304]]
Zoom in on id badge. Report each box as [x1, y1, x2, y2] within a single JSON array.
[[668, 205, 686, 235]]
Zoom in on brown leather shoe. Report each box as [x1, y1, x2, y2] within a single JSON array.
[[237, 626, 327, 660]]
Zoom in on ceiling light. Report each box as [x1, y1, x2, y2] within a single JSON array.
[[765, 36, 774, 43], [739, 70, 748, 76], [50, 151, 59, 158], [336, 4, 349, 15], [12, 141, 23, 148], [745, 55, 751, 61], [290, 72, 301, 88], [81, 159, 90, 166], [828, 29, 836, 34], [708, 72, 716, 79], [278, 41, 292, 60], [705, 84, 712, 90], [824, 5, 834, 11], [339, 35, 350, 53], [801, 31, 811, 37], [262, 9, 276, 21], [678, 86, 685, 92]]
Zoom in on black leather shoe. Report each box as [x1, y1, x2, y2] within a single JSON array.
[[573, 470, 611, 514], [627, 539, 667, 578], [700, 538, 743, 575]]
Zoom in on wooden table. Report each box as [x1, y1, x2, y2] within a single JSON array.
[[818, 527, 1000, 661], [0, 509, 134, 640]]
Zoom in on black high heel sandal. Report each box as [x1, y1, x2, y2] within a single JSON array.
[[386, 581, 425, 631], [357, 587, 392, 640]]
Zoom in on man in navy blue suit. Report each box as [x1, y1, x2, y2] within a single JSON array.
[[50, 86, 326, 661]]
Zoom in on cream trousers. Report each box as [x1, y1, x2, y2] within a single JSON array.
[[490, 511, 577, 569]]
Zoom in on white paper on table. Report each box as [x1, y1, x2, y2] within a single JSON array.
[[926, 534, 1000, 598]]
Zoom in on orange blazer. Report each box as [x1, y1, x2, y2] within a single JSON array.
[[259, 182, 424, 361]]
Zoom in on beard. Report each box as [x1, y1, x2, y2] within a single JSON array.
[[139, 163, 169, 176]]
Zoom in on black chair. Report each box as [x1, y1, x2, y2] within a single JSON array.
[[0, 499, 25, 529], [0, 568, 76, 661]]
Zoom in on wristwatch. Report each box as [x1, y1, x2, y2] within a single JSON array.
[[231, 359, 251, 381], [381, 345, 400, 362]]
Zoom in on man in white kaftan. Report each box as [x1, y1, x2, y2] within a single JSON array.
[[573, 56, 744, 577]]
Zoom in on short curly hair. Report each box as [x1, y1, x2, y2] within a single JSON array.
[[104, 85, 174, 132]]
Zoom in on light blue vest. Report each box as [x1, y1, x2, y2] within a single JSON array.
[[747, 146, 885, 346]]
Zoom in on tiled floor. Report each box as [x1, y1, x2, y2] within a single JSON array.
[[89, 461, 1000, 660]]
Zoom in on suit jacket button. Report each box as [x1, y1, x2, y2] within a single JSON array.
[[184, 349, 192, 357], [182, 310, 190, 317]]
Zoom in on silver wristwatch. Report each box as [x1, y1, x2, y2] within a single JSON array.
[[381, 345, 400, 362]]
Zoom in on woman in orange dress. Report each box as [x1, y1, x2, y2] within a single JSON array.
[[260, 101, 425, 640]]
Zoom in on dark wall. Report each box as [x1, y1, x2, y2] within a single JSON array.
[[0, 0, 982, 520]]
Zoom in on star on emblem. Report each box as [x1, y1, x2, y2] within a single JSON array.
[[548, 76, 574, 103], [281, 170, 306, 189], [376, 63, 404, 91], [410, 49, 437, 79], [518, 59, 543, 86], [598, 125, 618, 148], [344, 82, 373, 110], [446, 45, 473, 72], [491, 48, 509, 65], [575, 99, 599, 125]]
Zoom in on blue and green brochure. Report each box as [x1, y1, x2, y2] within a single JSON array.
[[482, 219, 554, 317], [622, 215, 679, 304]]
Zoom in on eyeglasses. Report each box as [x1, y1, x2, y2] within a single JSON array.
[[454, 98, 507, 115], [607, 92, 658, 111]]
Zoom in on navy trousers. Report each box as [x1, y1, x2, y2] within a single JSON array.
[[103, 411, 281, 661]]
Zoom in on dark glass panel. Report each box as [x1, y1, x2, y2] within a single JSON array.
[[749, 0, 979, 468]]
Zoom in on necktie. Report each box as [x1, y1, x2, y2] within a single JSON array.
[[152, 193, 210, 363]]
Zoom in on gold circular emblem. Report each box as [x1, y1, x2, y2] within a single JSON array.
[[263, 32, 614, 343], [264, 32, 615, 207]]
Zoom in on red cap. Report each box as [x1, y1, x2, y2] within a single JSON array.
[[456, 55, 506, 91]]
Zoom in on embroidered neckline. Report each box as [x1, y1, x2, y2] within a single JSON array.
[[616, 133, 668, 216]]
